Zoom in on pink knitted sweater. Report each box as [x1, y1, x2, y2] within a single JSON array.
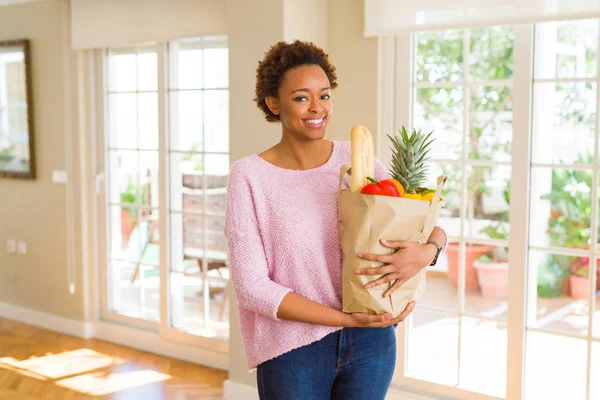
[[225, 140, 407, 370]]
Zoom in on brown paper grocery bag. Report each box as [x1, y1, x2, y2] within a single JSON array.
[[338, 164, 446, 317]]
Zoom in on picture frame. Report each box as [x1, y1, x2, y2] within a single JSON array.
[[0, 39, 35, 180]]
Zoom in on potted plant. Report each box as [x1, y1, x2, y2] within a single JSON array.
[[540, 158, 600, 297], [570, 257, 592, 299], [473, 185, 510, 298], [442, 163, 496, 291], [120, 179, 146, 243], [441, 91, 512, 291]]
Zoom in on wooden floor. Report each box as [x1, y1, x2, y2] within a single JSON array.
[[0, 318, 228, 399]]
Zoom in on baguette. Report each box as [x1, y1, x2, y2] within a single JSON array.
[[350, 125, 375, 192]]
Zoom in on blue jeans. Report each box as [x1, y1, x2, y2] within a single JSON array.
[[256, 326, 396, 399]]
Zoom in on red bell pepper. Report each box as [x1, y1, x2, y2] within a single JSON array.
[[359, 177, 401, 197]]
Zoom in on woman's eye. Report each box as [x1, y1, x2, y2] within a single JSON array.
[[294, 96, 308, 102], [321, 94, 331, 100]]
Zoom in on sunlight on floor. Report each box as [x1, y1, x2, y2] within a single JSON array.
[[56, 369, 171, 396], [0, 349, 125, 379], [0, 348, 173, 397]]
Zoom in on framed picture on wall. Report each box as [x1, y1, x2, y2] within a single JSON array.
[[0, 39, 35, 180]]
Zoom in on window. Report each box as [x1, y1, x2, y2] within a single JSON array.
[[101, 37, 230, 344], [526, 19, 600, 400], [407, 26, 514, 398], [395, 20, 600, 400]]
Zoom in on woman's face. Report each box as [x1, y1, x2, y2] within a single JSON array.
[[266, 64, 333, 141]]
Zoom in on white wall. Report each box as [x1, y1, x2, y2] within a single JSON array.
[[0, 0, 86, 321]]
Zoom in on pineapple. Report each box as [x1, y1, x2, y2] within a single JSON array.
[[387, 126, 434, 194]]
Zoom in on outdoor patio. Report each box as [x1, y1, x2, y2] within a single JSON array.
[[409, 273, 600, 399]]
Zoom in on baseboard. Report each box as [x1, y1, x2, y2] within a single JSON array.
[[223, 379, 259, 400], [93, 321, 228, 371], [387, 384, 453, 400], [0, 301, 94, 338], [0, 301, 228, 372]]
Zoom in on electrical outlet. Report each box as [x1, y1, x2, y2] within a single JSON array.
[[6, 240, 16, 254], [17, 241, 27, 255]]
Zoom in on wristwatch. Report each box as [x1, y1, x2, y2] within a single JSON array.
[[426, 241, 443, 266]]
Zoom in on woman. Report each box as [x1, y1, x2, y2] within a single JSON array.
[[224, 40, 446, 400]]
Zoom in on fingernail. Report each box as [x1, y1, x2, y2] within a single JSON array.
[[365, 284, 371, 289], [357, 254, 363, 258], [385, 314, 393, 320], [381, 239, 388, 243], [355, 269, 362, 275]]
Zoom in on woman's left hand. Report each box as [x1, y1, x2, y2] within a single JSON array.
[[355, 239, 437, 298]]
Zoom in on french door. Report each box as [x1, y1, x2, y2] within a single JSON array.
[[96, 37, 230, 351]]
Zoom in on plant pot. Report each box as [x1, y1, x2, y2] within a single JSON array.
[[570, 275, 589, 299], [474, 260, 509, 299], [446, 243, 495, 291], [120, 209, 137, 244]]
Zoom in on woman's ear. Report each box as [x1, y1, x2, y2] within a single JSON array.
[[265, 96, 280, 116]]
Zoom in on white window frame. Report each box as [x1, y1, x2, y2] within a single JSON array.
[[382, 26, 532, 400], [94, 39, 230, 359]]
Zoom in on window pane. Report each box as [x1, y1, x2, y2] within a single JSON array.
[[468, 86, 512, 162], [170, 44, 203, 90], [205, 153, 229, 177], [428, 162, 461, 238], [446, 242, 503, 293], [469, 26, 514, 81], [465, 165, 511, 240], [532, 82, 596, 165], [416, 30, 463, 83], [138, 93, 158, 150], [169, 214, 229, 339], [206, 172, 228, 216], [459, 318, 506, 398], [137, 50, 157, 91], [525, 331, 587, 400], [204, 90, 229, 153], [203, 48, 229, 89], [139, 151, 159, 208], [419, 273, 458, 312], [535, 20, 598, 79], [406, 310, 458, 386], [528, 250, 590, 337], [592, 343, 600, 399], [465, 245, 509, 318], [109, 150, 138, 206], [169, 91, 203, 152], [529, 168, 592, 249], [109, 52, 136, 92], [109, 258, 159, 322], [109, 205, 141, 263], [414, 88, 463, 160], [109, 93, 137, 149], [170, 153, 204, 213]]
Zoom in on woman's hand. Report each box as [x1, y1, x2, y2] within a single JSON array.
[[346, 301, 416, 328], [355, 239, 437, 298]]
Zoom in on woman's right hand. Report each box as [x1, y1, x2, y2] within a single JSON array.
[[346, 301, 416, 328]]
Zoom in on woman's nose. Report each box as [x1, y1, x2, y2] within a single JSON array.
[[309, 99, 323, 113]]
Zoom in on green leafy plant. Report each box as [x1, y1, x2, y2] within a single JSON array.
[[120, 179, 147, 221], [540, 153, 597, 284], [541, 154, 594, 249]]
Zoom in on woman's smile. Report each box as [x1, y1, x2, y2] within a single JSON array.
[[302, 115, 327, 128]]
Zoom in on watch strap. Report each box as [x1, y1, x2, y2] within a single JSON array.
[[426, 241, 443, 266]]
